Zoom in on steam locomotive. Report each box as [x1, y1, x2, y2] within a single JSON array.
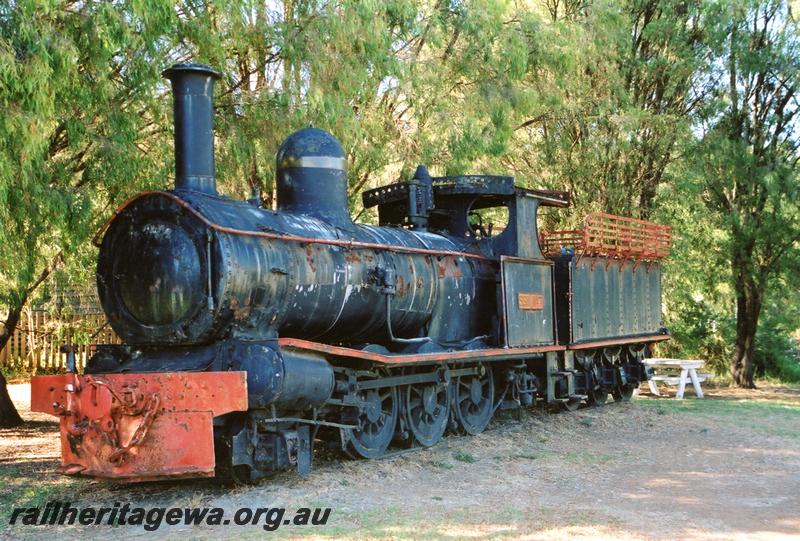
[[31, 64, 671, 482]]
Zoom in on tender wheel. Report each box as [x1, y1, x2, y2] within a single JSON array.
[[343, 387, 398, 459], [613, 344, 645, 402], [602, 347, 622, 369], [453, 365, 494, 435], [577, 350, 606, 408], [627, 343, 648, 362], [406, 381, 450, 446], [588, 386, 608, 407], [560, 398, 582, 412], [612, 384, 635, 402]]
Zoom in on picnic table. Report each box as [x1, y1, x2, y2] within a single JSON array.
[[644, 358, 708, 399]]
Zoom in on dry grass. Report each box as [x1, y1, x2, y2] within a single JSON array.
[[2, 382, 799, 540]]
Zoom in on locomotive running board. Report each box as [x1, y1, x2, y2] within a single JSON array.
[[31, 371, 248, 481], [567, 334, 670, 350], [278, 337, 565, 365]]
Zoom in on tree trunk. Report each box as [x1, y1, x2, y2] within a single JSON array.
[[0, 371, 23, 428], [731, 273, 762, 389], [0, 305, 24, 428], [0, 252, 62, 427]]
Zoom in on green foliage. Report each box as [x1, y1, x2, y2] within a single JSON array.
[[502, 0, 704, 221], [655, 155, 735, 375], [681, 0, 800, 385], [0, 0, 178, 320], [753, 289, 800, 383], [452, 450, 476, 463]]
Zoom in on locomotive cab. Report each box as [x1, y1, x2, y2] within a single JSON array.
[[363, 174, 573, 349], [363, 173, 570, 260]]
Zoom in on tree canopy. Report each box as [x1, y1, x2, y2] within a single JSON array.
[[0, 0, 798, 407]]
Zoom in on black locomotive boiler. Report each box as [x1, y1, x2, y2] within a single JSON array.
[[31, 64, 671, 482]]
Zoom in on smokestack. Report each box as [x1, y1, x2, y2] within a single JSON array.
[[162, 63, 221, 195]]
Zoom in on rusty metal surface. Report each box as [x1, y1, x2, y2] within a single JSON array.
[[540, 212, 672, 261], [278, 337, 565, 364], [566, 334, 670, 350], [30, 372, 247, 480], [93, 190, 491, 261], [95, 190, 501, 348]]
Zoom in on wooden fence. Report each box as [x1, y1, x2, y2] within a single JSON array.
[[0, 310, 120, 372]]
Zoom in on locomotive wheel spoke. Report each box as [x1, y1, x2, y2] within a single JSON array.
[[405, 380, 450, 447], [453, 365, 494, 435], [343, 386, 398, 459], [601, 345, 634, 403], [587, 353, 608, 407]]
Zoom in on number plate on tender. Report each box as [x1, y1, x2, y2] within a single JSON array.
[[518, 293, 544, 310]]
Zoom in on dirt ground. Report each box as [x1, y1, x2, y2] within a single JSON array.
[[1, 381, 799, 541]]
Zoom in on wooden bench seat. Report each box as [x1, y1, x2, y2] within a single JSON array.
[[644, 359, 708, 399], [651, 373, 710, 385]]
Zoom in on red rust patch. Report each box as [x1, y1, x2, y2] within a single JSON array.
[[305, 244, 317, 272], [436, 257, 463, 279], [30, 372, 248, 481], [396, 275, 409, 296]]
